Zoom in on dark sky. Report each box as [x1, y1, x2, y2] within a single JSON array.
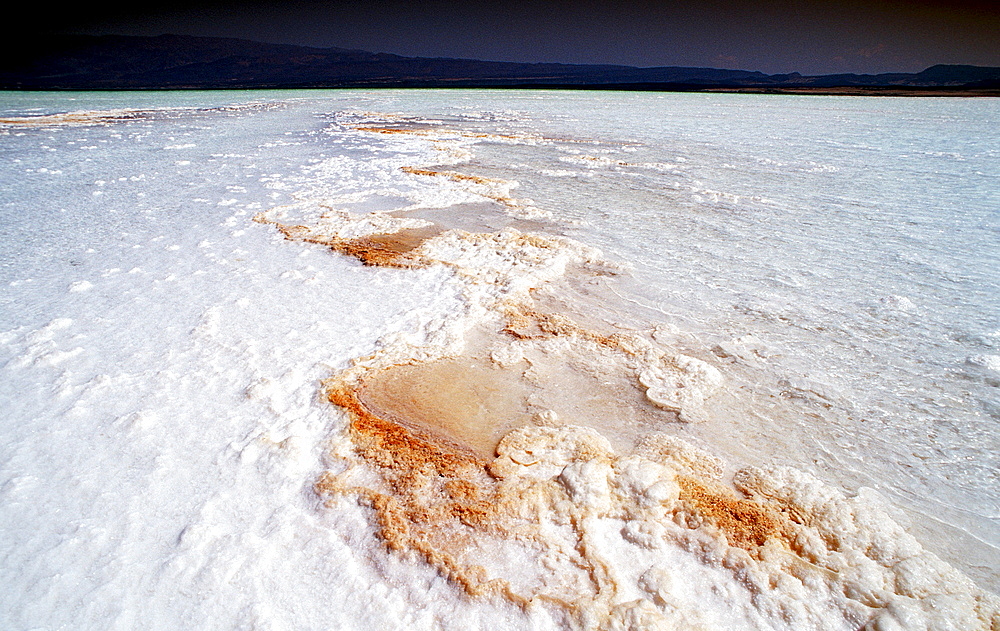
[[26, 0, 1000, 74]]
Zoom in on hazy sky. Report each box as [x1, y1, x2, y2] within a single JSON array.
[[25, 0, 1000, 74]]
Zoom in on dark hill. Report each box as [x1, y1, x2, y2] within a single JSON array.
[[2, 34, 998, 93]]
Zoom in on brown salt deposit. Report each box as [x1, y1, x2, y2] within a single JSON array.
[[676, 475, 791, 552], [357, 356, 533, 459], [0, 111, 149, 127], [319, 380, 534, 602], [311, 278, 801, 614], [351, 126, 526, 142], [400, 166, 505, 187], [501, 302, 624, 351], [326, 381, 486, 476], [301, 223, 803, 613], [336, 228, 439, 267], [352, 126, 432, 136], [318, 357, 798, 608], [400, 166, 523, 209], [252, 213, 442, 267]]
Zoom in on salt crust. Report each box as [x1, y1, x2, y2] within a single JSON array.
[[324, 410, 1000, 629], [259, 202, 721, 425], [341, 117, 553, 219], [5, 103, 993, 631], [280, 118, 1000, 630], [638, 354, 724, 423], [261, 203, 434, 240], [0, 103, 276, 128]]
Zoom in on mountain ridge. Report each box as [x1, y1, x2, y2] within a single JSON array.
[[3, 34, 999, 93]]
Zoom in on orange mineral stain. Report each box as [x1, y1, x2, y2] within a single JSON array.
[[252, 213, 441, 268], [676, 475, 791, 553]]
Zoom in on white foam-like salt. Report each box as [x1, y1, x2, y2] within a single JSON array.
[[639, 353, 724, 422]]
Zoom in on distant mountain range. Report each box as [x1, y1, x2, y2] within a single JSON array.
[[4, 34, 1000, 94]]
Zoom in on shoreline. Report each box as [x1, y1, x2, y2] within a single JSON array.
[[3, 84, 1000, 97]]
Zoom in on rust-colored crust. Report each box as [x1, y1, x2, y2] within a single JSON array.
[[677, 474, 791, 552], [317, 368, 797, 612], [318, 380, 531, 602], [327, 380, 485, 476], [352, 126, 427, 135], [501, 303, 632, 353], [400, 166, 504, 187], [253, 213, 439, 268], [0, 111, 148, 127], [351, 126, 525, 141], [399, 166, 522, 209]]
